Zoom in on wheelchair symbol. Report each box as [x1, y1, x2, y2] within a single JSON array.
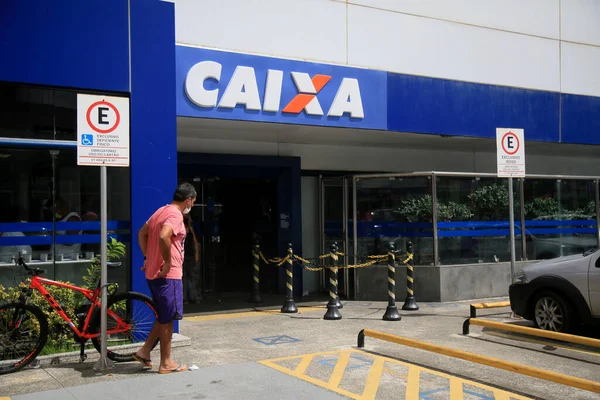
[[81, 134, 94, 146]]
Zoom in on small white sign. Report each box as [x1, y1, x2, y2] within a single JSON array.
[[77, 94, 130, 167], [496, 128, 525, 177]]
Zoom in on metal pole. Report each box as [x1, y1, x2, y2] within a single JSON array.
[[352, 177, 358, 300], [342, 177, 349, 299], [318, 174, 324, 292], [431, 174, 439, 266], [94, 166, 114, 371], [508, 178, 516, 283], [519, 178, 527, 261]]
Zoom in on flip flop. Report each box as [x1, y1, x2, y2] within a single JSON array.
[[132, 353, 153, 368], [158, 364, 187, 374]]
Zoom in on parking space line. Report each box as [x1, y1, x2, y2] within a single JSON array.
[[295, 353, 314, 375], [450, 379, 463, 399], [362, 357, 384, 399], [260, 349, 532, 400], [329, 350, 351, 388], [406, 366, 420, 399]]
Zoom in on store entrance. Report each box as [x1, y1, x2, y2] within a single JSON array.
[[190, 176, 279, 300]]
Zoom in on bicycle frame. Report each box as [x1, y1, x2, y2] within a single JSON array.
[[27, 276, 130, 340]]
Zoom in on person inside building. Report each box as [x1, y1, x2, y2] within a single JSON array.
[[183, 213, 200, 304], [52, 198, 82, 259]]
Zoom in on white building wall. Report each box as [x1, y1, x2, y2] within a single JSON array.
[[175, 0, 600, 96]]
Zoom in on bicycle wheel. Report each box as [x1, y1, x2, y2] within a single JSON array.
[[90, 292, 159, 362], [0, 302, 48, 375]]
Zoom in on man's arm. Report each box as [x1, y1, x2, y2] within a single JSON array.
[[138, 223, 149, 256], [157, 224, 173, 276]]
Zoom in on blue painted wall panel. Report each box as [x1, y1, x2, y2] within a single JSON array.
[[561, 94, 600, 145], [176, 46, 387, 130], [129, 0, 177, 300], [0, 0, 129, 92], [387, 73, 560, 142]]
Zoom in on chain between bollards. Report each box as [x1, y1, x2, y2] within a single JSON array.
[[382, 242, 401, 321], [324, 243, 342, 320], [402, 241, 419, 311], [249, 238, 262, 303], [281, 243, 298, 313]]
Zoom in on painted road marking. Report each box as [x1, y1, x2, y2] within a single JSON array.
[[184, 306, 323, 322], [484, 329, 600, 357], [253, 335, 301, 346], [259, 349, 532, 400]]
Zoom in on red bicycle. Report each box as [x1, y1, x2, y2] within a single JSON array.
[[0, 253, 158, 375]]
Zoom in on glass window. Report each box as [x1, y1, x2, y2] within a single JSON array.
[[436, 176, 520, 265], [0, 82, 131, 292], [355, 176, 432, 265], [0, 82, 77, 141], [523, 179, 597, 260]]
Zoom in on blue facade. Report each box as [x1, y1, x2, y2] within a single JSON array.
[[0, 0, 130, 92], [0, 0, 177, 328], [176, 46, 388, 130], [386, 74, 561, 142]]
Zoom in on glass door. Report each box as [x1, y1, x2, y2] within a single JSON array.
[[320, 176, 352, 299]]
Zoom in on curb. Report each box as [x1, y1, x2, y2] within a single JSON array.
[[27, 333, 191, 368]]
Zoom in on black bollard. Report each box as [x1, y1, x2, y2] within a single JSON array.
[[324, 243, 342, 320], [382, 242, 402, 321], [281, 243, 298, 313], [402, 241, 419, 311], [249, 238, 262, 303], [333, 245, 343, 310]]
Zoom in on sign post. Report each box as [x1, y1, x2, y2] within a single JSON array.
[[77, 94, 130, 372], [496, 128, 525, 283]]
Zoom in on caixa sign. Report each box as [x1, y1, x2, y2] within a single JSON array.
[[176, 46, 386, 129], [185, 61, 364, 119]]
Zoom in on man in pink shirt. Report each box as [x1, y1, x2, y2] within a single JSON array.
[[133, 183, 196, 373]]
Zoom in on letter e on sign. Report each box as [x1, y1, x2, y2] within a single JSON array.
[[77, 94, 130, 167], [496, 128, 525, 178]]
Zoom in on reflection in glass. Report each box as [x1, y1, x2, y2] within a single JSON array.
[[355, 177, 432, 265], [524, 179, 596, 260], [0, 147, 131, 291]]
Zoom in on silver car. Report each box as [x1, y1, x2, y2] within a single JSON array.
[[509, 248, 600, 333]]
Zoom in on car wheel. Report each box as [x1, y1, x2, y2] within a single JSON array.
[[531, 291, 577, 333]]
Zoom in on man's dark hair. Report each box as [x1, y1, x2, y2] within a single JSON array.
[[173, 182, 197, 202]]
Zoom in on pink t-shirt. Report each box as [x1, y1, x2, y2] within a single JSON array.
[[144, 204, 186, 280]]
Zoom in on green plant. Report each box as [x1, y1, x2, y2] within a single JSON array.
[[438, 202, 474, 222], [467, 184, 509, 220], [0, 280, 79, 352], [396, 195, 433, 222], [0, 238, 128, 355], [524, 197, 560, 220], [82, 238, 126, 290]]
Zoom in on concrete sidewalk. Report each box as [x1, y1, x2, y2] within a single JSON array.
[[2, 297, 599, 400]]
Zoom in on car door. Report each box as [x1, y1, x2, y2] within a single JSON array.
[[589, 251, 600, 316]]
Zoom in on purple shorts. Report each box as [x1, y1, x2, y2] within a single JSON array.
[[147, 278, 183, 324]]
